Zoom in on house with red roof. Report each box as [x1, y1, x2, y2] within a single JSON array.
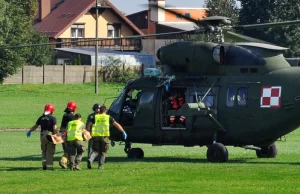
[[34, 0, 144, 51]]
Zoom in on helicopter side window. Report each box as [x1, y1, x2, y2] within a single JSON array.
[[237, 87, 248, 106], [226, 87, 235, 107]]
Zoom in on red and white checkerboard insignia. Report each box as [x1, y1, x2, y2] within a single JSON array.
[[260, 86, 281, 108]]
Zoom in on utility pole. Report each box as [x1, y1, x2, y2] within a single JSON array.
[[95, 0, 99, 94]]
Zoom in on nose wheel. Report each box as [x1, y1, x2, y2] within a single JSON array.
[[206, 143, 228, 162]]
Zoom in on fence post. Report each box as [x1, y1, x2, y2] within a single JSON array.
[[83, 66, 86, 83], [63, 63, 66, 84], [22, 67, 24, 84], [43, 64, 45, 84]]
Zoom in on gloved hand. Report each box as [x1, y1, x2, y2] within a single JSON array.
[[123, 131, 127, 140], [26, 131, 31, 138]]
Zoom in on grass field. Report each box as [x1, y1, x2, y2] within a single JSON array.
[[0, 83, 124, 129], [1, 83, 300, 193], [0, 132, 300, 193]]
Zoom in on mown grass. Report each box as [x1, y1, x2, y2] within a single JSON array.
[[0, 83, 124, 129], [1, 83, 300, 193], [0, 131, 300, 193]]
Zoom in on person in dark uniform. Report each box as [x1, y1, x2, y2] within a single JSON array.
[[86, 103, 101, 158], [66, 113, 86, 171], [27, 103, 58, 170], [59, 101, 77, 169], [87, 105, 127, 169]]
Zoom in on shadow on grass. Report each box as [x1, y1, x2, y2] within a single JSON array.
[[0, 167, 41, 171], [0, 153, 64, 162], [105, 156, 300, 165]]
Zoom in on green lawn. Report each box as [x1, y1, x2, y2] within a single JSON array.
[[1, 83, 300, 193], [0, 83, 124, 129], [0, 131, 300, 193]]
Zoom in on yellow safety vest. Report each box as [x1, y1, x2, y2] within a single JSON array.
[[67, 120, 84, 141], [92, 114, 110, 137]]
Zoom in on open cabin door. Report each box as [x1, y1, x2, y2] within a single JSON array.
[[133, 89, 157, 128]]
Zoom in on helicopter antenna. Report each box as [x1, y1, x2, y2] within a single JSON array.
[[193, 83, 201, 103], [201, 78, 219, 103]]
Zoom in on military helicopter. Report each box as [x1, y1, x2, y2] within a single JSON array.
[[1, 5, 300, 163], [106, 5, 300, 162]]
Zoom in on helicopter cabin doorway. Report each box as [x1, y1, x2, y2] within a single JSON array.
[[161, 86, 219, 131]]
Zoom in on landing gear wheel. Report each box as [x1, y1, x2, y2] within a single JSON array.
[[256, 143, 277, 158], [127, 148, 144, 159], [206, 143, 228, 163]]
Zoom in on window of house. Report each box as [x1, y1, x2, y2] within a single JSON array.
[[185, 13, 190, 18], [71, 24, 84, 38], [107, 24, 121, 38], [226, 87, 235, 107], [237, 87, 248, 106], [176, 14, 182, 19]]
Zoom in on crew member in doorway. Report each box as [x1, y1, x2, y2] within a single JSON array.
[[177, 94, 186, 126], [59, 101, 77, 169], [169, 93, 185, 127], [27, 104, 58, 170]]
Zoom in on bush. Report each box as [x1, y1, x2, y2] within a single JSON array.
[[102, 56, 139, 83]]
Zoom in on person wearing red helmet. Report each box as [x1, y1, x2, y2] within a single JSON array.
[[27, 104, 58, 170], [59, 101, 77, 169]]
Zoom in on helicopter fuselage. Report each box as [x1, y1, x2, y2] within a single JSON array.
[[107, 41, 300, 161]]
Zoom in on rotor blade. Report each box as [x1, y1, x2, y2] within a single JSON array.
[[225, 31, 272, 44], [0, 30, 197, 49], [234, 20, 300, 29]]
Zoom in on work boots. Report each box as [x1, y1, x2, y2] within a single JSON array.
[[98, 156, 106, 170], [87, 152, 98, 169]]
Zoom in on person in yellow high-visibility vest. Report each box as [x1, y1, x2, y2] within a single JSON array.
[[86, 105, 127, 169], [66, 113, 85, 171]]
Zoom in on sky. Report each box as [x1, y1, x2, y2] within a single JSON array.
[[109, 0, 205, 15]]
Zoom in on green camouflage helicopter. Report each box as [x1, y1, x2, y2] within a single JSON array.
[[1, 5, 300, 163], [106, 6, 300, 162]]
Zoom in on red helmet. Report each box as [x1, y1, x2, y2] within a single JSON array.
[[44, 104, 55, 114], [67, 101, 77, 112]]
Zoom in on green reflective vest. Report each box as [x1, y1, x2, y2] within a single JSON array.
[[67, 120, 84, 141], [92, 114, 110, 137]]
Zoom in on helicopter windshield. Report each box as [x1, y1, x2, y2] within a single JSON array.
[[213, 45, 266, 66], [109, 89, 126, 114]]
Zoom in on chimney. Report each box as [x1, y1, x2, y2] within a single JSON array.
[[149, 0, 165, 23], [39, 0, 51, 20]]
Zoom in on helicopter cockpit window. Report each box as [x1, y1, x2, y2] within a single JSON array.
[[226, 87, 235, 107], [109, 89, 126, 114], [224, 46, 266, 66], [237, 87, 248, 106]]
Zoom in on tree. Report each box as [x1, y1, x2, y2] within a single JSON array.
[[0, 0, 52, 83], [204, 0, 239, 24], [239, 0, 300, 57]]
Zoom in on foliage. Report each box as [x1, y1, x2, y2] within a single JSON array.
[[239, 0, 300, 57], [102, 56, 139, 83], [75, 54, 82, 65], [204, 0, 239, 24], [0, 0, 52, 83]]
